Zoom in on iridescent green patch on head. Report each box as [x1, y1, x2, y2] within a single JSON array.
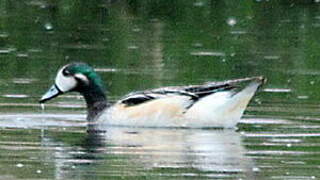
[[65, 63, 105, 92]]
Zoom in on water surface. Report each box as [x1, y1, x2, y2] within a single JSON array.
[[1, 0, 320, 179]]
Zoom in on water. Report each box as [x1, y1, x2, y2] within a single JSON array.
[[1, 0, 320, 179]]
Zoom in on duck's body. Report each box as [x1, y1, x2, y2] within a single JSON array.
[[40, 63, 265, 128], [101, 78, 262, 128]]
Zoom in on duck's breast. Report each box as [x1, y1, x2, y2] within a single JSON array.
[[100, 95, 192, 127]]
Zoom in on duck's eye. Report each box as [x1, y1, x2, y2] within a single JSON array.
[[63, 69, 71, 76]]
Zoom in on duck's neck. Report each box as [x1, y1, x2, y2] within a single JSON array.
[[80, 86, 108, 121]]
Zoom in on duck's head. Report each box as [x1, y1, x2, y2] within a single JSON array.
[[39, 63, 106, 104]]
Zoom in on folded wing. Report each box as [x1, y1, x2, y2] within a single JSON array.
[[119, 77, 263, 108]]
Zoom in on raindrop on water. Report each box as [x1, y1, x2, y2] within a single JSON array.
[[0, 33, 9, 38], [297, 96, 309, 100], [132, 28, 141, 32], [44, 22, 53, 31], [41, 103, 45, 110], [16, 53, 29, 58], [0, 49, 11, 54], [227, 17, 237, 26], [193, 1, 204, 7], [16, 163, 24, 168], [193, 43, 203, 48], [286, 143, 292, 147], [128, 45, 139, 50], [252, 167, 260, 172], [254, 98, 262, 104]]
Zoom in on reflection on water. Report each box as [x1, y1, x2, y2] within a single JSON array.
[[1, 114, 320, 179], [103, 127, 252, 174], [0, 117, 255, 179]]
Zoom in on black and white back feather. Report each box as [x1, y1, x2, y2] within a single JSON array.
[[119, 77, 263, 107]]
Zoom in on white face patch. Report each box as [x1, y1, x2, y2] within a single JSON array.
[[55, 66, 77, 92]]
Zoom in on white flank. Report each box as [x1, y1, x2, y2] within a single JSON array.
[[184, 82, 260, 128]]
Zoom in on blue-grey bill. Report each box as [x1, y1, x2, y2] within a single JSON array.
[[39, 85, 62, 103]]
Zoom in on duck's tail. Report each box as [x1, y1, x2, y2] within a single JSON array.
[[184, 76, 266, 128]]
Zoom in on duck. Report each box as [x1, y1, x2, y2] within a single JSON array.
[[39, 62, 266, 128]]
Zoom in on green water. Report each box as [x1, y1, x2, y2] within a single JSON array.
[[1, 0, 320, 179]]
